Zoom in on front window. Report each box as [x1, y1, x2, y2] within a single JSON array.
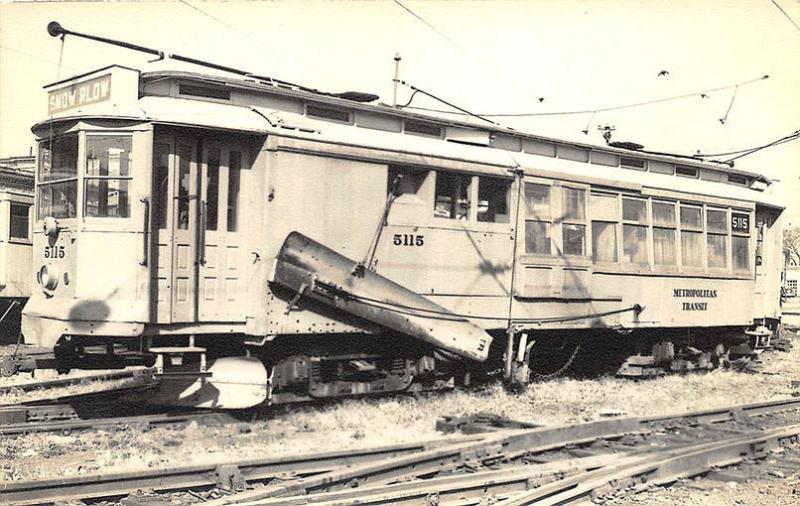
[[84, 135, 132, 218], [38, 135, 78, 219]]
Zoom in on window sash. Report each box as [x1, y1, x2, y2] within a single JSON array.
[[623, 224, 648, 264], [562, 223, 586, 256], [680, 205, 703, 230], [524, 183, 550, 220], [592, 221, 617, 262], [477, 176, 511, 223], [732, 235, 750, 271], [562, 187, 585, 221], [622, 198, 646, 223], [681, 230, 703, 268], [707, 233, 728, 269], [652, 201, 676, 227], [706, 209, 728, 234], [653, 227, 677, 265], [84, 177, 131, 218], [434, 172, 471, 220], [38, 179, 78, 220], [525, 220, 551, 255]]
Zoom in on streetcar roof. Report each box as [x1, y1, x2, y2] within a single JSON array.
[[35, 66, 778, 196]]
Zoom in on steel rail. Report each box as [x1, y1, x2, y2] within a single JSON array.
[[0, 382, 163, 435], [0, 408, 232, 436], [237, 421, 800, 506], [240, 416, 800, 505], [0, 435, 485, 506], [239, 454, 623, 506], [5, 397, 799, 505], [0, 368, 152, 395], [495, 423, 800, 505], [202, 397, 800, 505]]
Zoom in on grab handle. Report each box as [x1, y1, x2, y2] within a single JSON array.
[[139, 197, 150, 266], [199, 200, 207, 265]]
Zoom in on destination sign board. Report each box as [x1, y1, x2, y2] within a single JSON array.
[[731, 212, 750, 233], [48, 74, 112, 115]]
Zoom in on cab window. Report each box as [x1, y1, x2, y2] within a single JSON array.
[[84, 135, 132, 218], [37, 134, 78, 219]]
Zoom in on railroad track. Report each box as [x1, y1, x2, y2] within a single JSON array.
[[0, 367, 152, 395], [3, 397, 799, 505], [0, 369, 226, 436]]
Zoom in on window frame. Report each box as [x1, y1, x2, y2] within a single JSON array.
[[652, 200, 678, 270], [82, 132, 134, 220], [705, 206, 729, 271], [620, 195, 650, 269], [731, 208, 752, 273], [36, 133, 80, 221], [431, 170, 515, 230], [560, 185, 588, 257], [523, 180, 554, 257], [8, 201, 32, 244]]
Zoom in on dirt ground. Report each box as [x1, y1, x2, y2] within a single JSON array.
[[2, 332, 799, 504]]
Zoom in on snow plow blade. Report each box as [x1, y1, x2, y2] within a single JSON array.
[[270, 232, 492, 362]]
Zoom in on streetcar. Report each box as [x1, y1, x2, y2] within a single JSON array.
[[13, 24, 786, 408]]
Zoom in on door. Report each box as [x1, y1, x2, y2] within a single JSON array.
[[153, 136, 200, 323], [152, 134, 248, 324], [198, 141, 248, 321]]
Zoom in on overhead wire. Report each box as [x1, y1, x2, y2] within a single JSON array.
[[0, 44, 81, 72], [718, 85, 738, 124], [392, 0, 460, 48], [770, 0, 800, 34], [402, 75, 770, 118], [178, 0, 244, 35], [721, 130, 800, 162], [694, 128, 800, 160], [399, 80, 501, 126]]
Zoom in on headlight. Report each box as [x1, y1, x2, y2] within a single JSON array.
[[39, 264, 59, 291]]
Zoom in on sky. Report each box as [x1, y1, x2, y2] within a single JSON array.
[[1, 0, 798, 223]]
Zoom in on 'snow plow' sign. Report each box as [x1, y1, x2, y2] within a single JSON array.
[[48, 74, 112, 115]]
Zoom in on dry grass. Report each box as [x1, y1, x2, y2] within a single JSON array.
[[2, 336, 798, 483]]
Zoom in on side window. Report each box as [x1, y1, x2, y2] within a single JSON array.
[[706, 208, 728, 269], [10, 203, 30, 240], [388, 166, 428, 197], [652, 201, 677, 266], [561, 187, 586, 256], [622, 197, 648, 265], [84, 135, 132, 218], [434, 171, 471, 220], [524, 183, 551, 255], [477, 176, 511, 223], [680, 205, 703, 268], [590, 192, 618, 263]]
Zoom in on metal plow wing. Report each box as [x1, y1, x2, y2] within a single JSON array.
[[270, 232, 493, 362]]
